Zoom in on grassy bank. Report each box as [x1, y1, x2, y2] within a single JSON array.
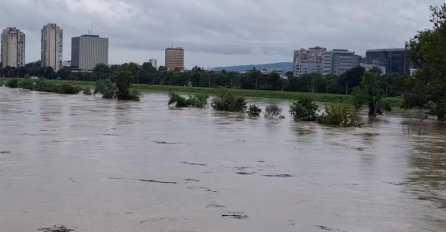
[[1, 78, 403, 107]]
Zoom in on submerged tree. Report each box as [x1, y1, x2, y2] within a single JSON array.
[[352, 69, 391, 117], [405, 4, 446, 120]]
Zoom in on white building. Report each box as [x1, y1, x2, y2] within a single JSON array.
[[71, 34, 108, 70], [149, 58, 157, 69], [323, 49, 361, 76], [293, 47, 326, 77], [41, 23, 63, 71], [1, 27, 25, 68]]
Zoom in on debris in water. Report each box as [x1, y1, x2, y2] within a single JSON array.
[[0, 151, 11, 154], [181, 161, 208, 166], [138, 179, 177, 184], [38, 225, 75, 232], [235, 172, 256, 175], [109, 177, 176, 184], [263, 174, 293, 178], [222, 212, 248, 220], [206, 203, 225, 208], [184, 179, 200, 182], [153, 141, 179, 145], [187, 186, 218, 193], [315, 225, 347, 232]]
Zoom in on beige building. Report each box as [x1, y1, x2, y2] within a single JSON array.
[[41, 23, 63, 71], [165, 47, 184, 71], [1, 27, 25, 68]]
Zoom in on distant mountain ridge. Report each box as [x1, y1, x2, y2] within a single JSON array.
[[213, 62, 292, 73]]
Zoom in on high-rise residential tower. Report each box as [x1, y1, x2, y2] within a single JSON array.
[[165, 47, 184, 71], [71, 34, 108, 70], [41, 23, 63, 71], [293, 47, 326, 77], [1, 27, 25, 68]]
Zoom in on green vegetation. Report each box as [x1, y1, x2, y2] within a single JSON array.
[[405, 4, 446, 120], [289, 96, 319, 121], [168, 92, 209, 108], [318, 103, 361, 127], [83, 87, 92, 95], [264, 104, 282, 118], [94, 79, 116, 99], [115, 70, 140, 101], [353, 69, 392, 117], [211, 91, 247, 112], [247, 105, 262, 116], [6, 79, 19, 88]]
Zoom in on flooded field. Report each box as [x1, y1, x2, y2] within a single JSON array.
[[0, 87, 445, 232]]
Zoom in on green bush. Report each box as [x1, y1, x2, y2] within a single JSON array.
[[95, 79, 116, 99], [55, 84, 82, 94], [129, 89, 141, 101], [0, 78, 5, 86], [211, 91, 247, 112], [264, 104, 282, 118], [18, 79, 35, 90], [187, 93, 209, 108], [34, 79, 55, 92], [168, 92, 188, 107], [6, 79, 19, 88], [318, 103, 362, 127], [289, 96, 319, 121], [83, 87, 92, 95], [247, 104, 262, 116]]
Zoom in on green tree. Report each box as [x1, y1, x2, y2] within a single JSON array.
[[405, 4, 446, 120], [352, 70, 391, 117]]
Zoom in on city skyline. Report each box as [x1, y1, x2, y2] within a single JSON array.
[[0, 0, 443, 68]]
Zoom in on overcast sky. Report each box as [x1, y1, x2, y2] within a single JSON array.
[[0, 0, 442, 68]]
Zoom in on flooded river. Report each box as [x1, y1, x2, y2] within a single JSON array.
[[0, 87, 445, 232]]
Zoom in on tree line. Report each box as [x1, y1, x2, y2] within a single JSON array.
[[0, 61, 411, 97]]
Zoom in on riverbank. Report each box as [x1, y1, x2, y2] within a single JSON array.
[[0, 78, 403, 107]]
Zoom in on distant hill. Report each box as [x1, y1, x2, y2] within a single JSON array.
[[213, 62, 293, 73]]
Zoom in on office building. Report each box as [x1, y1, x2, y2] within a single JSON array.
[[365, 49, 411, 75], [41, 23, 63, 71], [71, 34, 108, 70], [323, 49, 361, 76], [293, 47, 326, 77], [1, 27, 25, 68], [165, 47, 184, 71], [149, 58, 157, 69]]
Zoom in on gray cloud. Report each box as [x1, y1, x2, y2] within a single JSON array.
[[0, 0, 442, 67]]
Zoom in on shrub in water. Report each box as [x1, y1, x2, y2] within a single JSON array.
[[6, 79, 19, 88], [95, 79, 116, 99], [55, 84, 82, 94], [289, 96, 319, 121], [264, 104, 282, 118], [211, 91, 247, 112], [168, 92, 188, 107], [83, 87, 92, 95], [187, 93, 209, 108], [318, 103, 361, 127], [247, 104, 262, 116], [18, 79, 35, 90]]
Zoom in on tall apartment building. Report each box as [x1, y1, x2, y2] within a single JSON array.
[[149, 58, 157, 69], [71, 34, 108, 70], [1, 27, 25, 68], [365, 49, 411, 75], [41, 23, 63, 71], [165, 47, 184, 71], [293, 47, 326, 77], [323, 49, 361, 76]]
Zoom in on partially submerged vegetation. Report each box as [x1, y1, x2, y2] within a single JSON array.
[[318, 103, 361, 127], [264, 104, 283, 119], [289, 96, 319, 121], [247, 105, 262, 116], [168, 92, 209, 108], [4, 78, 82, 94], [211, 91, 247, 112]]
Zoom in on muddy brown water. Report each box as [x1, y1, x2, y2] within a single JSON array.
[[0, 87, 445, 232]]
